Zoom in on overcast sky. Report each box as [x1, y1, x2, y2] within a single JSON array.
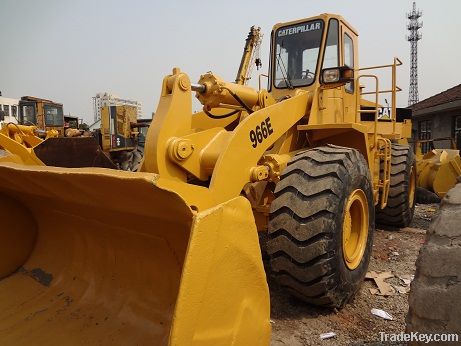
[[1, 0, 460, 123]]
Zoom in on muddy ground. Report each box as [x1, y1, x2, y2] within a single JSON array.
[[269, 204, 439, 346]]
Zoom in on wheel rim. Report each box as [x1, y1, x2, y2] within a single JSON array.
[[342, 189, 369, 270], [409, 166, 416, 208]]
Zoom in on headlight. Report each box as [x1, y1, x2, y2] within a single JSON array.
[[322, 69, 340, 83], [320, 66, 354, 87]]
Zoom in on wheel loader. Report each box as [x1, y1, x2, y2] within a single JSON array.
[[0, 13, 415, 345], [0, 105, 148, 170], [0, 122, 117, 168]]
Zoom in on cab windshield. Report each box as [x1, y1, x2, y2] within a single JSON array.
[[44, 105, 64, 126], [273, 19, 324, 88]]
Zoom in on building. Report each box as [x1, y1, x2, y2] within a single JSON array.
[[92, 92, 142, 123], [411, 84, 461, 152], [0, 94, 19, 125]]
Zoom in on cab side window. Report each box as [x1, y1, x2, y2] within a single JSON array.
[[344, 33, 354, 93], [322, 19, 339, 69]]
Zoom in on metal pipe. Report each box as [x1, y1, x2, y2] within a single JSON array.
[[358, 58, 402, 71], [361, 87, 402, 95], [392, 57, 397, 133], [191, 83, 206, 93], [356, 74, 379, 148], [258, 74, 268, 91]]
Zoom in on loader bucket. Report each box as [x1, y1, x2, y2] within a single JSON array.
[[0, 163, 270, 345], [417, 149, 461, 198], [33, 137, 117, 169]]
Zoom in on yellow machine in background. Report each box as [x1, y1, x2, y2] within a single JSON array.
[[235, 25, 263, 85], [0, 105, 146, 170], [415, 137, 461, 198], [18, 96, 68, 136], [17, 95, 84, 137], [0, 14, 415, 345], [0, 123, 58, 165], [97, 105, 145, 170], [0, 121, 117, 169]]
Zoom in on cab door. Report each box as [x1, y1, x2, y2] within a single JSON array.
[[319, 17, 343, 124], [18, 101, 38, 126], [340, 22, 358, 123]]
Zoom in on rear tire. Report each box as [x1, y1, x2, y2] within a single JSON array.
[[115, 146, 144, 171], [376, 144, 416, 228], [267, 145, 375, 308]]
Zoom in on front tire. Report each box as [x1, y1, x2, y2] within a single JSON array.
[[267, 145, 375, 308]]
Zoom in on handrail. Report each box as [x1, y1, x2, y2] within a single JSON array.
[[258, 73, 268, 91], [391, 57, 399, 134], [359, 57, 402, 133], [361, 86, 402, 95], [377, 137, 391, 208], [358, 57, 402, 71], [356, 74, 379, 149]]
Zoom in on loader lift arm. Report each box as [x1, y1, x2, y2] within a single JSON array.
[[141, 68, 311, 209]]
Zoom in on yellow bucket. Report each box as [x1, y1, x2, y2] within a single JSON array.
[[0, 163, 270, 345]]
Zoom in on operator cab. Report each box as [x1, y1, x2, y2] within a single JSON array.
[[270, 14, 358, 98], [18, 96, 65, 135]]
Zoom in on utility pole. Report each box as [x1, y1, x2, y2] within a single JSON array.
[[407, 2, 422, 106]]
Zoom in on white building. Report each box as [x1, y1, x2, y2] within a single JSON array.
[[92, 92, 142, 123], [0, 95, 19, 125]]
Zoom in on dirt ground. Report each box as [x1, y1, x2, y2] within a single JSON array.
[[269, 203, 439, 346]]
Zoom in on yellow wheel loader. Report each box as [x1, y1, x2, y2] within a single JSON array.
[[27, 104, 148, 171], [0, 14, 414, 345], [0, 122, 117, 169], [0, 107, 147, 171], [7, 96, 122, 169]]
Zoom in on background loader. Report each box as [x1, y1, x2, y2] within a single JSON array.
[[0, 13, 415, 345], [0, 122, 117, 168], [18, 96, 68, 136], [0, 103, 149, 170], [414, 137, 461, 199]]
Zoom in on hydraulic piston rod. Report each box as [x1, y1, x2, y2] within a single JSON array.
[[194, 72, 260, 111]]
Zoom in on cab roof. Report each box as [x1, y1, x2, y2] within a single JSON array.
[[272, 13, 358, 36]]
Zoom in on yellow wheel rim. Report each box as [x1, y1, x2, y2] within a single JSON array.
[[342, 189, 369, 270], [409, 166, 416, 208]]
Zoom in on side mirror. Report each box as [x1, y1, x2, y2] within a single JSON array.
[[320, 66, 354, 89]]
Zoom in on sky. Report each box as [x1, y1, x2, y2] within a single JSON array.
[[1, 0, 460, 124]]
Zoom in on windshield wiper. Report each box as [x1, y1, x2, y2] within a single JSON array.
[[276, 51, 294, 89]]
